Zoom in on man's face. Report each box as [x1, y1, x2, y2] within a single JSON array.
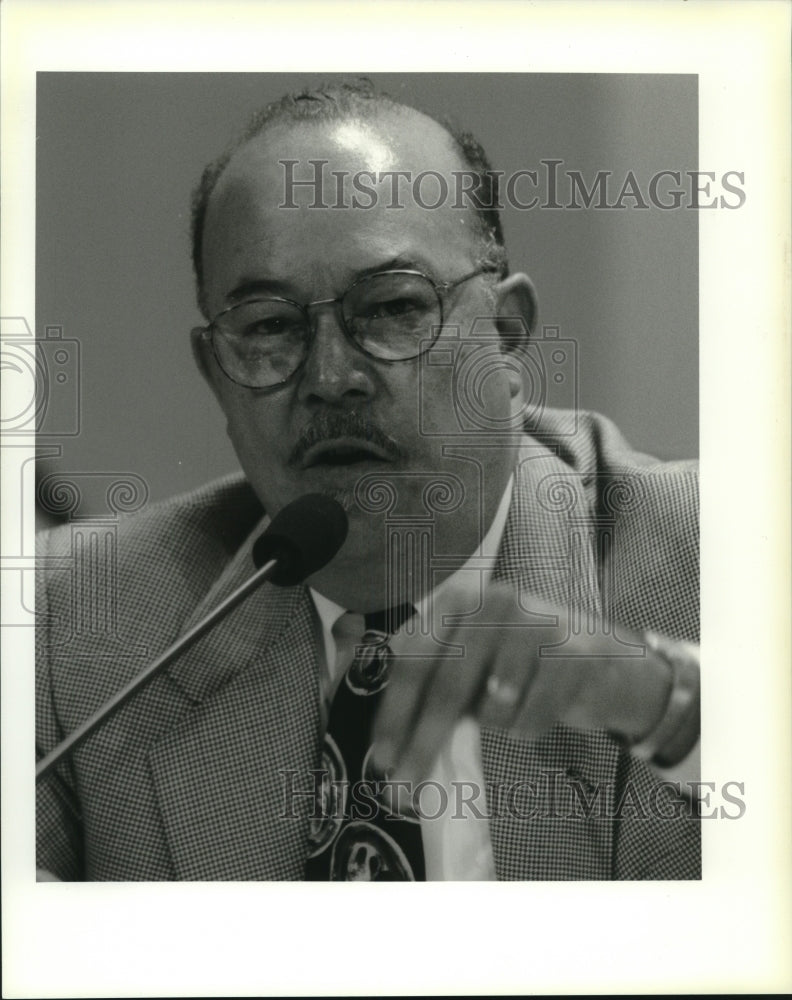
[[194, 111, 529, 605]]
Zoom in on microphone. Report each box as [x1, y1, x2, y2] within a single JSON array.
[[36, 494, 348, 780], [253, 492, 348, 585]]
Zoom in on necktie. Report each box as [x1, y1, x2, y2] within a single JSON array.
[[305, 604, 426, 881]]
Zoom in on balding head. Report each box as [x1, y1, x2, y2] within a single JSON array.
[[191, 80, 508, 317]]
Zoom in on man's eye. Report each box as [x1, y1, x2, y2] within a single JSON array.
[[363, 297, 422, 320], [241, 315, 303, 338]]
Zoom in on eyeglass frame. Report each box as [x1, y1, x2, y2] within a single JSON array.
[[198, 264, 501, 390]]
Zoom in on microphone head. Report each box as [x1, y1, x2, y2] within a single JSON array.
[[252, 493, 348, 586]]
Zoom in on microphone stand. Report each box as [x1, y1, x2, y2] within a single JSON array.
[[36, 557, 278, 780]]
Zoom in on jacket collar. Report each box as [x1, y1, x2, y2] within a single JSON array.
[[164, 508, 306, 704], [493, 437, 601, 614]]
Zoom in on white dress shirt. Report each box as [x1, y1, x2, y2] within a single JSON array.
[[309, 476, 514, 880]]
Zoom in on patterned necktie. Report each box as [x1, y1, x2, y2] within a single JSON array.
[[305, 604, 426, 881]]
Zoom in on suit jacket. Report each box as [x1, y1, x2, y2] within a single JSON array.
[[36, 410, 700, 880]]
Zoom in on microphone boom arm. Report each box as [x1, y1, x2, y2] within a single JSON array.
[[35, 557, 278, 780], [35, 491, 348, 782]]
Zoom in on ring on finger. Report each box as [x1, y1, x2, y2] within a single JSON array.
[[485, 673, 522, 709]]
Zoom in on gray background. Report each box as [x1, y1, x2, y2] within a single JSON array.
[[36, 73, 697, 510]]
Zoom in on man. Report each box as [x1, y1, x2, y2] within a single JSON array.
[[36, 80, 700, 881]]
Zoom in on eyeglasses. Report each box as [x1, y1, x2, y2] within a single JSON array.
[[200, 266, 498, 389]]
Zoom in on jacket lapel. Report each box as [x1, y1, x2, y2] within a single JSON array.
[[483, 440, 620, 879], [493, 441, 601, 611], [148, 517, 322, 879]]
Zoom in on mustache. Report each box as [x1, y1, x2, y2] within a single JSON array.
[[289, 411, 402, 465]]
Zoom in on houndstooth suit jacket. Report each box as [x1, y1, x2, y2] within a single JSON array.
[[36, 409, 700, 881]]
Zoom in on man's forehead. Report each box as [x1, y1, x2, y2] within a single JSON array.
[[215, 109, 469, 201], [200, 107, 486, 307]]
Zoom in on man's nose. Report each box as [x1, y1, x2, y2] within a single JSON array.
[[296, 307, 376, 406]]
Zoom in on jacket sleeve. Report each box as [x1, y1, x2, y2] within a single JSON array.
[[36, 529, 85, 880]]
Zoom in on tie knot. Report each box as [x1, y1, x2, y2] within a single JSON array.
[[363, 603, 414, 635]]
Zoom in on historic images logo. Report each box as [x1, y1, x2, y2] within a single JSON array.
[[280, 159, 746, 212]]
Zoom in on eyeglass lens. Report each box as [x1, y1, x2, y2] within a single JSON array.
[[212, 272, 442, 387]]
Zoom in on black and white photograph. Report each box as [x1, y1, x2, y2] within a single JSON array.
[[34, 70, 703, 884], [2, 1, 789, 996]]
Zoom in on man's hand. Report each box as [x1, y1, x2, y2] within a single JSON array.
[[372, 579, 679, 784]]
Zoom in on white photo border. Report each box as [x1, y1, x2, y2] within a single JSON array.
[[2, 1, 790, 996]]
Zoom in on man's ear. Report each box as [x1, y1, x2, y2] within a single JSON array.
[[495, 272, 538, 351], [493, 272, 538, 408]]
